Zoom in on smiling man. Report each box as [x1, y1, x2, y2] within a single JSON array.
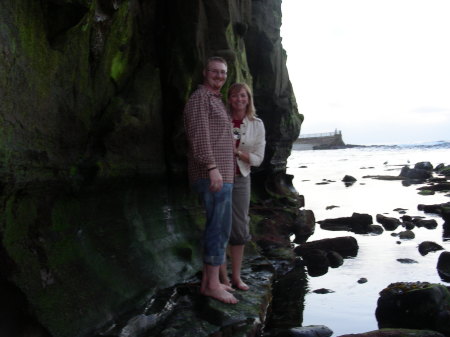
[[183, 56, 237, 304]]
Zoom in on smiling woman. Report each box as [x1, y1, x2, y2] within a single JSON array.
[[281, 0, 450, 145]]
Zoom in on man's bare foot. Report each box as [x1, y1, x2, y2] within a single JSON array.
[[232, 279, 249, 291], [201, 287, 239, 304]]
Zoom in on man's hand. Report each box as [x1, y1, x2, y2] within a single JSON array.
[[209, 168, 223, 192]]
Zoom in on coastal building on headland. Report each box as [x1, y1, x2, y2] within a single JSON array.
[[294, 129, 346, 150]]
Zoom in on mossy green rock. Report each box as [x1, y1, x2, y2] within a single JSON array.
[[0, 0, 302, 336]]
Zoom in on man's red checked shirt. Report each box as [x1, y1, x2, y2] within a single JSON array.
[[183, 85, 235, 184]]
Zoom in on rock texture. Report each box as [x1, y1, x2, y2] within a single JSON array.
[[0, 1, 302, 337], [375, 282, 450, 335]]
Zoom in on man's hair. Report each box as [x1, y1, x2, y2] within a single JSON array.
[[205, 56, 227, 69], [227, 83, 257, 120]]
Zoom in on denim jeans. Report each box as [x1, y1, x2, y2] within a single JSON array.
[[193, 179, 233, 266]]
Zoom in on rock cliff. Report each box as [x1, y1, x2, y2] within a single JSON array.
[[0, 1, 303, 336]]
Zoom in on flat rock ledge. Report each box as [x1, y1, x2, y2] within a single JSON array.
[[96, 246, 275, 337]]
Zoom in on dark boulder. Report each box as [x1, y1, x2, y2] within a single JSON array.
[[437, 251, 450, 281], [398, 230, 415, 240], [414, 218, 438, 229], [418, 241, 444, 256], [444, 222, 450, 240], [417, 182, 450, 192], [300, 249, 329, 270], [318, 213, 376, 234], [402, 221, 415, 230], [415, 161, 434, 170], [376, 214, 401, 231], [375, 282, 450, 335], [400, 166, 432, 180], [292, 209, 316, 244], [294, 236, 359, 258], [327, 251, 344, 268], [397, 258, 418, 264], [418, 202, 450, 222], [342, 175, 357, 186], [268, 325, 333, 337], [436, 165, 450, 177]]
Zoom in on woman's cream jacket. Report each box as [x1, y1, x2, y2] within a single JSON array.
[[236, 116, 266, 177]]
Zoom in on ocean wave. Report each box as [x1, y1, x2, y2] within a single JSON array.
[[366, 140, 450, 150]]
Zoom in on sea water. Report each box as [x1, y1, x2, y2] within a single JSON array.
[[286, 141, 450, 336]]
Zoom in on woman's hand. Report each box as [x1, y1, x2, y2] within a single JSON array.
[[236, 150, 250, 164]]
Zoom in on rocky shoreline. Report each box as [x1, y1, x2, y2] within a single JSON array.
[[91, 162, 450, 337]]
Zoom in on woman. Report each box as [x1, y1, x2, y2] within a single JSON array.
[[220, 83, 266, 290]]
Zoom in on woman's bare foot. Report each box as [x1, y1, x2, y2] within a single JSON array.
[[201, 287, 239, 304], [232, 278, 249, 291], [221, 282, 235, 292], [219, 276, 234, 292]]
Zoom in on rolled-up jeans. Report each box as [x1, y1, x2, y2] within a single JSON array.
[[193, 179, 233, 266]]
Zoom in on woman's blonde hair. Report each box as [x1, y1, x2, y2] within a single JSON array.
[[227, 83, 257, 120]]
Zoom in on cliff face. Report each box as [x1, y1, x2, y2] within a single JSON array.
[[0, 1, 302, 336]]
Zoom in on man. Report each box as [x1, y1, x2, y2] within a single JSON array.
[[183, 56, 237, 304]]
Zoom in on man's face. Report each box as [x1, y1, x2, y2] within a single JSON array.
[[203, 61, 227, 92]]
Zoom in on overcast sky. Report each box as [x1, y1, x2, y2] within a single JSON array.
[[281, 0, 450, 145]]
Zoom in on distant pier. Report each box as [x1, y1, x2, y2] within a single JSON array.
[[294, 130, 345, 150]]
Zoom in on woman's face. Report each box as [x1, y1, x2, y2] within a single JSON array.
[[229, 88, 249, 113]]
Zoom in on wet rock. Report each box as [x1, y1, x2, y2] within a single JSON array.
[[437, 251, 450, 281], [375, 282, 450, 335], [362, 175, 404, 181], [300, 249, 329, 271], [266, 266, 307, 331], [418, 190, 435, 196], [401, 215, 413, 222], [292, 209, 316, 244], [267, 325, 333, 337], [401, 221, 415, 230], [417, 182, 450, 192], [397, 258, 418, 264], [318, 213, 376, 234], [376, 214, 401, 231], [429, 177, 448, 183], [325, 205, 339, 210], [398, 230, 415, 240], [414, 218, 438, 229], [369, 225, 384, 235], [294, 236, 359, 258], [444, 222, 450, 240], [105, 253, 275, 337], [342, 175, 357, 186], [400, 166, 432, 180], [418, 202, 450, 221], [327, 251, 344, 268], [338, 328, 446, 337], [418, 241, 444, 256], [436, 165, 450, 177], [435, 163, 446, 171], [415, 161, 434, 170], [313, 288, 334, 294], [294, 237, 358, 276]]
